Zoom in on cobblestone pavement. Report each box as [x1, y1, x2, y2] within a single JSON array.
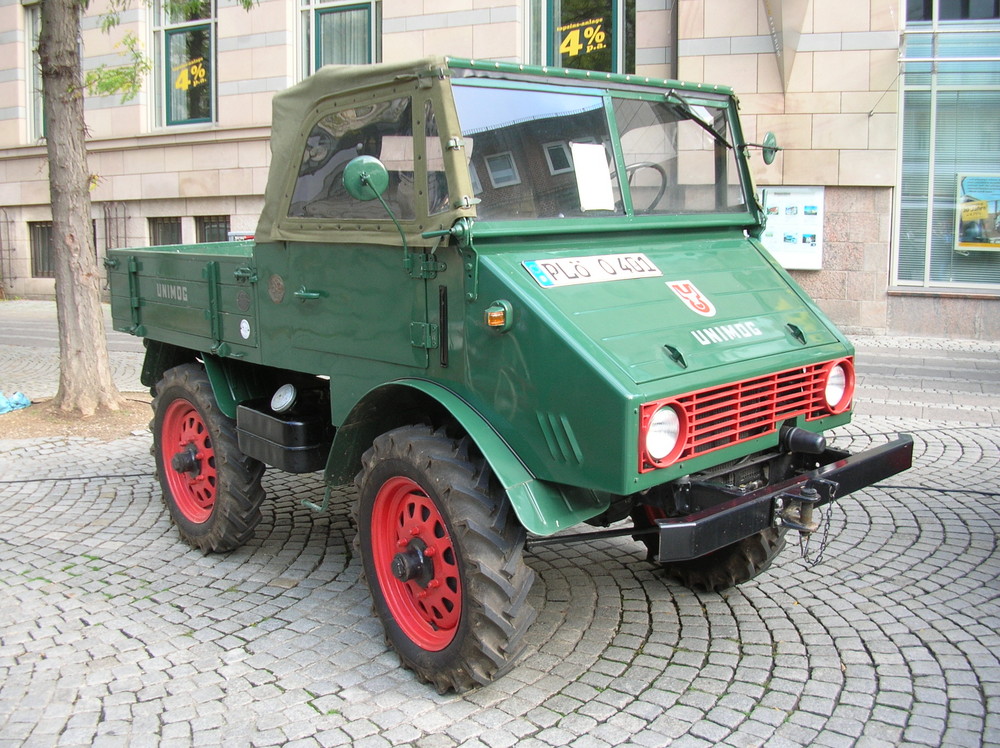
[[1, 301, 999, 747]]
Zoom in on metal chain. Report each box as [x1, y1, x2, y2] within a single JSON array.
[[797, 503, 834, 567]]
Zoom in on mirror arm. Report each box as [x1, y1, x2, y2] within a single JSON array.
[[359, 172, 412, 272]]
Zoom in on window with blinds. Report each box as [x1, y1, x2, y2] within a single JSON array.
[[300, 1, 381, 78], [896, 17, 1000, 289]]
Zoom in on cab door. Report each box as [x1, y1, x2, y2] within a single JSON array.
[[283, 240, 428, 369], [271, 93, 429, 370]]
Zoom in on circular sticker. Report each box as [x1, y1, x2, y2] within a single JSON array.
[[239, 319, 251, 340], [268, 274, 285, 304]]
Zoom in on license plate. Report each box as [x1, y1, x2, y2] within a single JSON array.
[[523, 253, 662, 288]]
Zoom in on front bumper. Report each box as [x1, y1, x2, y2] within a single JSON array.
[[655, 435, 914, 562]]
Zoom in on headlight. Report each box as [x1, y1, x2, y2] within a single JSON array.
[[823, 359, 855, 414], [644, 404, 684, 463]]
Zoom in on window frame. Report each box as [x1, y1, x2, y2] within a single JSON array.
[[29, 220, 97, 278], [543, 141, 575, 175], [196, 215, 231, 243], [149, 217, 183, 246], [541, 0, 636, 74], [300, 0, 382, 80], [894, 3, 1000, 290], [484, 151, 522, 189], [25, 2, 45, 142], [153, 0, 217, 128]]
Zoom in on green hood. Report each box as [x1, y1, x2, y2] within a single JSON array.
[[483, 231, 841, 386]]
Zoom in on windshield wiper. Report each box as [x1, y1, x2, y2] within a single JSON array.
[[665, 89, 733, 150]]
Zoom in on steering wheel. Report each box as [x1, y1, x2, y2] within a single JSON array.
[[623, 162, 667, 213]]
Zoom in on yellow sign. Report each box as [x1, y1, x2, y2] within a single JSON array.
[[558, 18, 608, 59], [173, 57, 208, 92], [961, 200, 988, 222]]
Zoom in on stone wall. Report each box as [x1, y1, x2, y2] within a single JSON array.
[[787, 186, 891, 335]]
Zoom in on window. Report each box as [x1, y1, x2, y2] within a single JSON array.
[[154, 0, 215, 126], [907, 0, 999, 21], [485, 152, 521, 188], [543, 142, 574, 175], [149, 217, 182, 246], [896, 5, 1000, 289], [29, 222, 54, 278], [469, 163, 483, 196], [452, 81, 748, 221], [541, 0, 636, 74], [425, 100, 450, 215], [29, 221, 97, 278], [25, 3, 44, 141], [301, 1, 381, 78], [196, 216, 230, 243], [289, 97, 414, 220]]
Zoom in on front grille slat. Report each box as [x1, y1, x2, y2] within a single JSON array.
[[639, 359, 848, 473]]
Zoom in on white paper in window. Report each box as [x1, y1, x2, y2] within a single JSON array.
[[571, 142, 615, 212]]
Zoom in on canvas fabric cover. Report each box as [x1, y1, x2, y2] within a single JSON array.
[[255, 57, 461, 245]]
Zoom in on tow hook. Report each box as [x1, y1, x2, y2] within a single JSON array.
[[773, 485, 824, 534]]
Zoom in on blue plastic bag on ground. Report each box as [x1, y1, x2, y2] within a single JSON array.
[[9, 392, 30, 410], [0, 392, 30, 414]]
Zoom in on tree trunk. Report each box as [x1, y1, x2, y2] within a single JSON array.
[[38, 0, 125, 417]]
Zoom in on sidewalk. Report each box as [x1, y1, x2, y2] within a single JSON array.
[[1, 299, 998, 747]]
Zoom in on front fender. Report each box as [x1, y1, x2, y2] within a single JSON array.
[[325, 379, 608, 536]]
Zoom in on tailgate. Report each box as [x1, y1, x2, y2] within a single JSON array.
[[108, 242, 260, 360]]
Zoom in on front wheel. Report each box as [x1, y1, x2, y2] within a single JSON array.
[[355, 425, 536, 693], [151, 363, 266, 553], [632, 507, 786, 592]]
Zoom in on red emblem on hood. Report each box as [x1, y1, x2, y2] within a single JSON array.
[[667, 280, 716, 317]]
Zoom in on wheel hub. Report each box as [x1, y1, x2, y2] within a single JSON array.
[[391, 539, 434, 587], [171, 444, 201, 475]]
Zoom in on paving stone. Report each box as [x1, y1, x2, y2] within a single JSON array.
[[2, 311, 999, 748]]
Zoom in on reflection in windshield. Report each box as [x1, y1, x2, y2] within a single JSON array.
[[453, 84, 622, 220], [613, 98, 746, 215], [452, 82, 749, 221]]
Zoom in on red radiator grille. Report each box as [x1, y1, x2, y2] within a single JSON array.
[[639, 359, 849, 473]]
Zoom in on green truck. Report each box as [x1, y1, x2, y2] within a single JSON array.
[[107, 57, 912, 693]]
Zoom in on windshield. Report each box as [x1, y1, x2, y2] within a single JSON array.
[[452, 84, 623, 220], [452, 82, 749, 221]]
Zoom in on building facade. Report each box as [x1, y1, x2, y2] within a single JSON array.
[[0, 0, 997, 338]]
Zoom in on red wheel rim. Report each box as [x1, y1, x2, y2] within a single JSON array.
[[370, 476, 461, 651], [161, 399, 217, 524]]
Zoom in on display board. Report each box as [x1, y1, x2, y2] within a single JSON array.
[[957, 174, 1000, 251], [757, 186, 825, 270]]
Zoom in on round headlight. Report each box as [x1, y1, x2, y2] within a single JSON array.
[[823, 360, 854, 413], [645, 405, 683, 462]]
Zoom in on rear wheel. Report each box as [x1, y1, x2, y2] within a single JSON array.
[[151, 363, 265, 552], [355, 425, 535, 692], [632, 506, 786, 592]]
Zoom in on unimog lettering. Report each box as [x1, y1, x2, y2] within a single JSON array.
[[107, 56, 912, 694], [691, 320, 765, 346], [155, 283, 188, 302]]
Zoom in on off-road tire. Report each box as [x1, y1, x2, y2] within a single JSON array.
[[151, 363, 266, 553], [355, 425, 536, 693], [632, 508, 787, 592]]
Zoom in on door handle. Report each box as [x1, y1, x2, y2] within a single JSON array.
[[294, 287, 322, 300]]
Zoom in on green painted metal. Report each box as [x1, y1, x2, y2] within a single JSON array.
[[108, 57, 865, 537], [324, 379, 609, 535]]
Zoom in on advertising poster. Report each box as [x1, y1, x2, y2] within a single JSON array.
[[757, 186, 824, 270], [957, 174, 1000, 251]]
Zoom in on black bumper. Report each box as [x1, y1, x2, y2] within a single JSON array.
[[655, 435, 914, 563]]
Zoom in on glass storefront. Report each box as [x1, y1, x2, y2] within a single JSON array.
[[896, 7, 1000, 289]]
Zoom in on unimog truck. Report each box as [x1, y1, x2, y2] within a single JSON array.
[[107, 57, 912, 692]]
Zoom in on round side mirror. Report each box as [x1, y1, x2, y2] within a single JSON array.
[[761, 131, 779, 165], [343, 155, 390, 201]]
